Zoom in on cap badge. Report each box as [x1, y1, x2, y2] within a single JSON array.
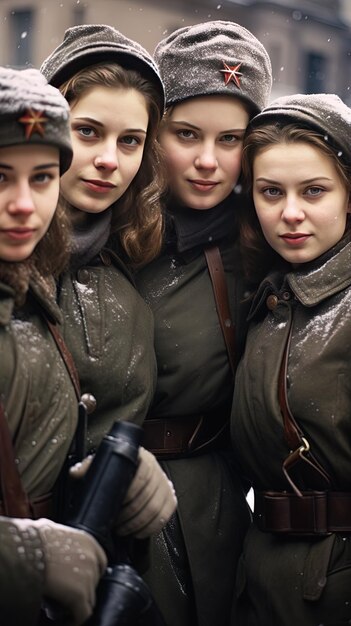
[[18, 109, 48, 139], [220, 61, 242, 88]]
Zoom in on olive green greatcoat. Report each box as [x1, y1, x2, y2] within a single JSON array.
[[58, 246, 156, 454], [136, 197, 251, 626], [231, 236, 351, 625], [0, 274, 78, 625]]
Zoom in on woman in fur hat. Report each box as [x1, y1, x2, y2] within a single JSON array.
[[0, 66, 108, 625], [231, 93, 351, 625], [135, 20, 272, 626], [41, 25, 176, 546]]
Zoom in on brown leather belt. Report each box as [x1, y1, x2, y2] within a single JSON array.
[[254, 490, 351, 535], [0, 492, 53, 520], [143, 413, 229, 459]]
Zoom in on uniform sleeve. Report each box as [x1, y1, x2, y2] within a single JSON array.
[[0, 516, 45, 625]]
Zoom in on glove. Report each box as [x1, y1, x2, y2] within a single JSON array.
[[70, 448, 177, 539], [116, 447, 177, 539], [32, 518, 106, 625]]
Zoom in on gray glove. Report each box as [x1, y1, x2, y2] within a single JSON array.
[[32, 518, 106, 625], [70, 447, 177, 539], [116, 447, 177, 539]]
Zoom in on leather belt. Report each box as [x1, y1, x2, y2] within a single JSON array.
[[143, 413, 229, 459], [0, 492, 53, 520], [254, 490, 351, 535]]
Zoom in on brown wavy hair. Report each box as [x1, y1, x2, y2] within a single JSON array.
[[59, 62, 165, 267], [240, 122, 351, 285]]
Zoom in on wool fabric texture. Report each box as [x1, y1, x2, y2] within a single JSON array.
[[40, 23, 165, 113], [250, 92, 351, 164], [0, 66, 72, 173], [154, 20, 272, 114]]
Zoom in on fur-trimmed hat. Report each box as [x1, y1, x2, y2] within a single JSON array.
[[40, 24, 165, 113], [249, 92, 351, 164], [154, 20, 272, 115], [0, 66, 72, 173]]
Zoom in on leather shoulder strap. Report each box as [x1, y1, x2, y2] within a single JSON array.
[[0, 404, 30, 517], [204, 245, 236, 376], [46, 319, 81, 400]]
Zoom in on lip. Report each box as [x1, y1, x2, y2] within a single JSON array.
[[1, 228, 35, 241], [188, 179, 219, 193], [280, 233, 312, 246], [82, 179, 116, 193]]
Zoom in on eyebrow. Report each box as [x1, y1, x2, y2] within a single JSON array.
[[73, 116, 147, 134], [0, 162, 59, 170], [255, 176, 333, 184], [170, 120, 246, 133]]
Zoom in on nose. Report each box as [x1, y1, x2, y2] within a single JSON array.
[[7, 181, 35, 215], [94, 141, 118, 172], [194, 141, 218, 171], [281, 194, 305, 223]]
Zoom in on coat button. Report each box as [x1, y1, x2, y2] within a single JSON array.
[[282, 291, 291, 300], [266, 294, 278, 310], [77, 268, 90, 284], [80, 393, 97, 414]]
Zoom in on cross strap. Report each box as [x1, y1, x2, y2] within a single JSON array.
[[204, 245, 236, 376], [278, 323, 331, 496]]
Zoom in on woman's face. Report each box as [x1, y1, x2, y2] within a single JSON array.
[[159, 95, 249, 210], [253, 141, 351, 265], [0, 144, 60, 262], [60, 85, 149, 214]]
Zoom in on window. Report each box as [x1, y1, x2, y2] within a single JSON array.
[[10, 8, 33, 67], [305, 51, 327, 93]]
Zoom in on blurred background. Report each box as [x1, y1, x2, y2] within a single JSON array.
[[0, 0, 350, 104]]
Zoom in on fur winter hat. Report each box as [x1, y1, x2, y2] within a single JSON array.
[[154, 20, 272, 115], [40, 24, 165, 113], [249, 92, 351, 164], [0, 66, 72, 173]]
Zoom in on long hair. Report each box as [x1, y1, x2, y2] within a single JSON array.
[[240, 122, 351, 285], [60, 62, 165, 267]]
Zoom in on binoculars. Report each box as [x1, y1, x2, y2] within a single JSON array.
[[69, 420, 166, 626]]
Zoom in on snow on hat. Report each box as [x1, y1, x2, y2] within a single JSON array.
[[154, 20, 272, 115], [249, 92, 351, 165], [0, 66, 72, 173], [40, 24, 165, 113]]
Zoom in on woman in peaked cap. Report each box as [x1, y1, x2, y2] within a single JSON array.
[[231, 92, 351, 625], [41, 23, 177, 554], [135, 20, 272, 626], [0, 66, 108, 625]]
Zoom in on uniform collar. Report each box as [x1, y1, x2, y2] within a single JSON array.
[[250, 233, 351, 318]]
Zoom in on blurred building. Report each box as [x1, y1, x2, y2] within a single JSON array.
[[0, 0, 350, 103]]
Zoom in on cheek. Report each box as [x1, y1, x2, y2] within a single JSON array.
[[223, 151, 243, 183]]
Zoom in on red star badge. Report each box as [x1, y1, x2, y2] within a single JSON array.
[[220, 61, 243, 89], [18, 109, 48, 139]]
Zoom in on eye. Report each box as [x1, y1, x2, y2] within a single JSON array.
[[177, 129, 196, 140], [305, 186, 324, 197], [0, 172, 7, 183], [262, 187, 282, 198], [120, 135, 141, 146], [220, 134, 241, 144], [76, 126, 97, 139], [32, 172, 55, 185]]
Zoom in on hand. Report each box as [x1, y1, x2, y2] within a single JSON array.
[[116, 447, 177, 539], [33, 518, 107, 625]]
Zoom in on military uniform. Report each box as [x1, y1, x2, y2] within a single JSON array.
[[0, 273, 78, 624], [231, 235, 351, 625], [136, 195, 251, 626]]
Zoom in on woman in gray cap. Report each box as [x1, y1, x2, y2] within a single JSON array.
[[0, 66, 108, 625], [41, 25, 176, 544], [231, 92, 351, 625], [135, 20, 272, 626]]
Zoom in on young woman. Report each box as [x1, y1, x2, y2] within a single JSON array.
[[41, 25, 176, 539], [0, 66, 107, 626], [135, 20, 272, 626], [231, 93, 351, 625]]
